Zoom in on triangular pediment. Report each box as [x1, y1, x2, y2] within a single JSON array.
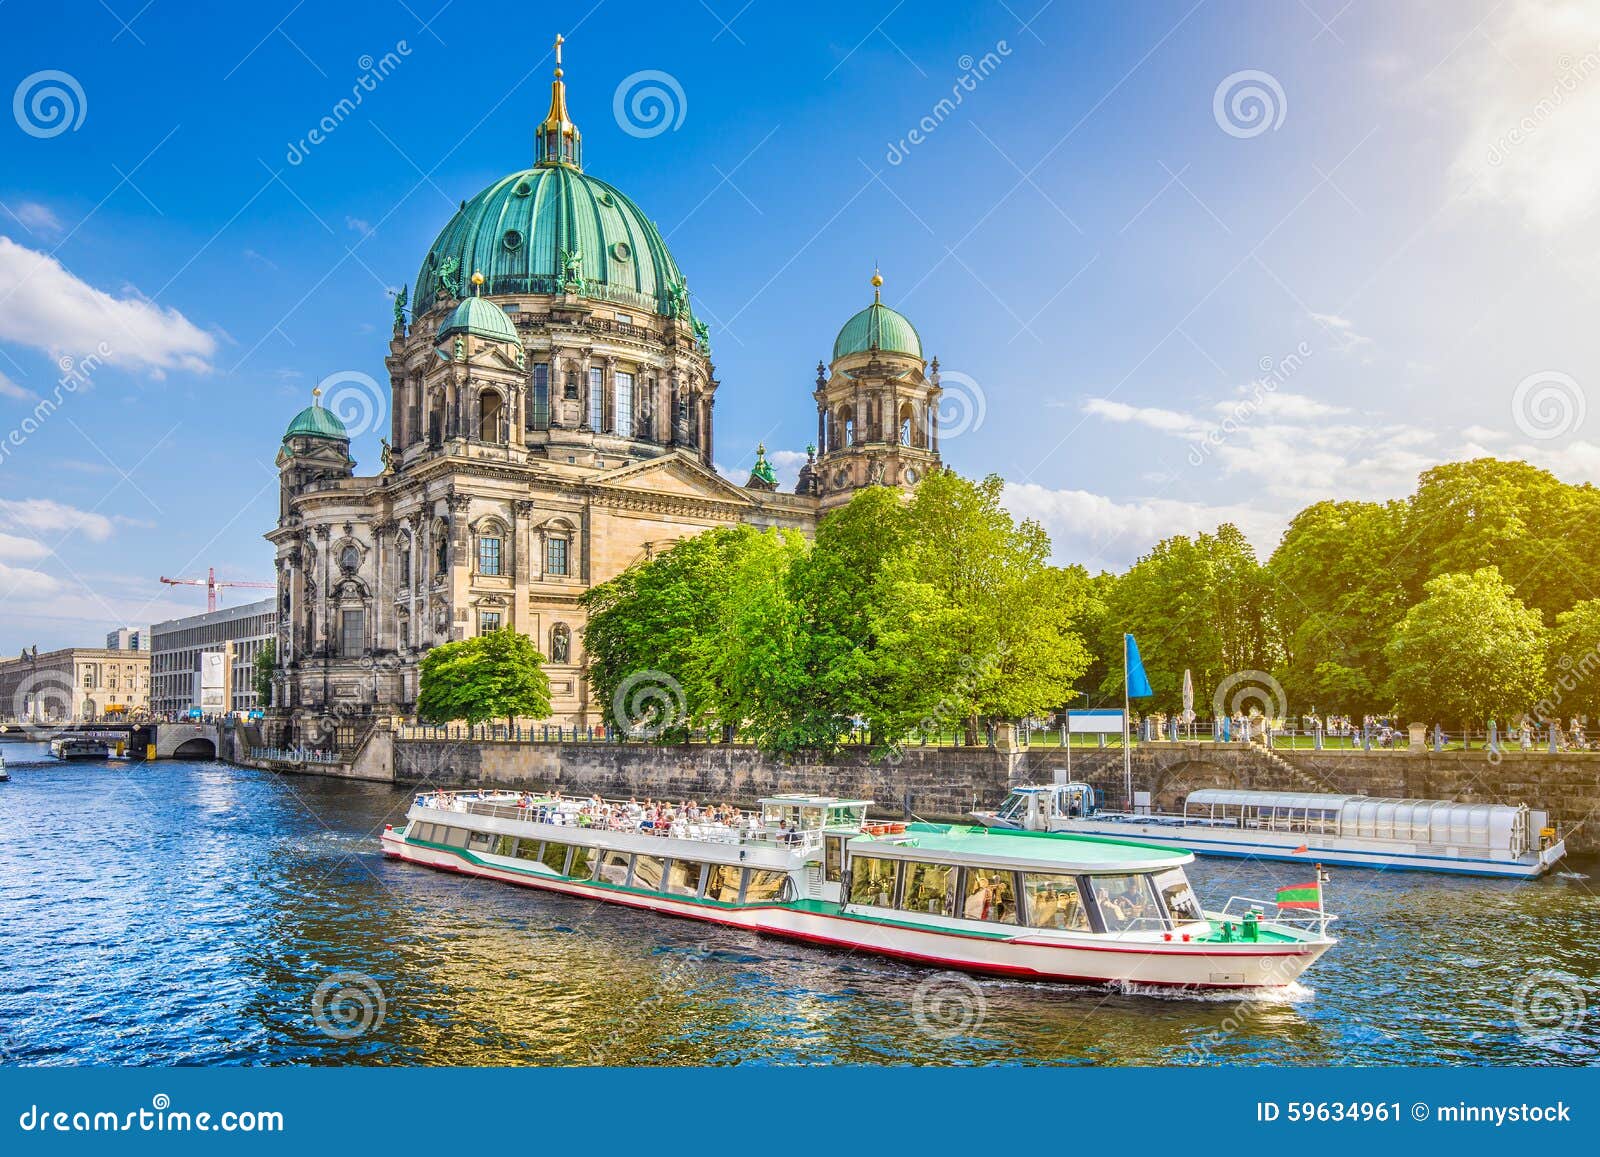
[[590, 451, 759, 506]]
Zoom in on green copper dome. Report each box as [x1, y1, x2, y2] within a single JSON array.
[[437, 296, 520, 343], [832, 300, 922, 363], [283, 397, 349, 441], [416, 166, 688, 317]]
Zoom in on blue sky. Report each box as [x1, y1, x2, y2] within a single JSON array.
[[3, 0, 1599, 652]]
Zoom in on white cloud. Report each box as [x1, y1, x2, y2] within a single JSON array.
[[0, 236, 216, 374], [0, 559, 56, 597], [0, 532, 49, 561], [0, 497, 114, 540], [1446, 0, 1600, 233], [0, 370, 30, 399], [9, 201, 63, 235], [1083, 398, 1202, 436], [346, 216, 373, 237], [1003, 481, 1288, 569]]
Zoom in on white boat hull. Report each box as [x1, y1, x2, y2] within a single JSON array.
[[975, 813, 1566, 878], [381, 829, 1329, 990]]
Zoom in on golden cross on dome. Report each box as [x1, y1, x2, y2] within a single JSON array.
[[554, 33, 564, 77]]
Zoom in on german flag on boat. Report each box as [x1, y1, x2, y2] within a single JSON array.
[[1275, 880, 1323, 910]]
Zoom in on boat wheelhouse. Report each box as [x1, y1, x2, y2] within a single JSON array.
[[48, 737, 110, 762], [381, 790, 1335, 989], [976, 783, 1567, 878]]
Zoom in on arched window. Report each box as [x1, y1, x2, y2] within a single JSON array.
[[550, 623, 571, 663], [397, 532, 412, 587], [839, 404, 855, 446], [899, 401, 916, 447], [478, 390, 505, 444], [477, 523, 504, 576], [614, 371, 634, 436], [428, 394, 446, 446], [433, 521, 449, 576]]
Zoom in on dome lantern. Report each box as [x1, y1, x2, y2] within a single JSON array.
[[832, 269, 923, 363], [282, 386, 350, 442], [536, 33, 582, 170]]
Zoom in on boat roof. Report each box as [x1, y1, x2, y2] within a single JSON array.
[[759, 795, 872, 808], [850, 823, 1192, 873], [1186, 788, 1528, 818]]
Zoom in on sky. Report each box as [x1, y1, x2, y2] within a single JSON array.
[[2, 0, 1599, 652]]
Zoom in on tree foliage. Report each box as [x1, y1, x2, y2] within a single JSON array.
[[417, 628, 552, 727], [1385, 568, 1546, 725], [253, 638, 276, 707]]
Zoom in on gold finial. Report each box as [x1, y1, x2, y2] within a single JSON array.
[[312, 386, 323, 406], [471, 270, 485, 295], [871, 266, 883, 302], [756, 441, 767, 455], [554, 33, 564, 77], [537, 33, 581, 168]]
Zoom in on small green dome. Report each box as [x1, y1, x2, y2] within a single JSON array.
[[833, 301, 922, 362], [283, 397, 349, 441], [437, 296, 520, 344]]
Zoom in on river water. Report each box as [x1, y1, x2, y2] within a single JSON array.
[[1, 746, 1596, 1066]]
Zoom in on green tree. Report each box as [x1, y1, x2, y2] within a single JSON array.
[[1384, 567, 1546, 726], [1104, 524, 1274, 714], [1541, 598, 1600, 724], [1266, 499, 1411, 715], [416, 628, 552, 728], [252, 638, 276, 707]]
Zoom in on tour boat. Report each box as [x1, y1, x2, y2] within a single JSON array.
[[0, 751, 8, 781], [975, 782, 1567, 878], [381, 792, 1335, 990], [47, 737, 110, 762]]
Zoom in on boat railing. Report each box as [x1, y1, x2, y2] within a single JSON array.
[[1217, 895, 1336, 929], [413, 792, 824, 852]]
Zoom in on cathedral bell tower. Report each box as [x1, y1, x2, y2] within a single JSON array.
[[813, 270, 941, 512]]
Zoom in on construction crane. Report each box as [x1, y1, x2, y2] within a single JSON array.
[[159, 567, 276, 613]]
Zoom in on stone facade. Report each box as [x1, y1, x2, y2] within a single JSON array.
[[0, 647, 150, 723]]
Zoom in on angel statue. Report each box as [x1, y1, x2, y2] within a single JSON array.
[[392, 284, 409, 333], [559, 247, 584, 291], [692, 317, 711, 354], [435, 256, 461, 299], [664, 277, 689, 320], [379, 438, 395, 474]]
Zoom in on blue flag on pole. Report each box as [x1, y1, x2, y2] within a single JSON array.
[[1124, 634, 1153, 698]]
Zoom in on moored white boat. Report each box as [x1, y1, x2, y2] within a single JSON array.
[[381, 791, 1335, 990], [975, 783, 1567, 878]]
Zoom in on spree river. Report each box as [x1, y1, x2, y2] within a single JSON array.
[[1, 747, 1596, 1066]]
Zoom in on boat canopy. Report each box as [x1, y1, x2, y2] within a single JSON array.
[[851, 824, 1193, 873], [1183, 788, 1529, 854]]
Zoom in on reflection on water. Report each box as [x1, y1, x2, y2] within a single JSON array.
[[0, 746, 1596, 1066]]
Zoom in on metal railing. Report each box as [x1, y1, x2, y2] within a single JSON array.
[[414, 791, 824, 851], [250, 746, 343, 766]]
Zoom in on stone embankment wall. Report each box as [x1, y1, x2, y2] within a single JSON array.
[[387, 736, 1600, 854]]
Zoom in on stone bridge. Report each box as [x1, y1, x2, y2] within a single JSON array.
[[148, 722, 222, 760]]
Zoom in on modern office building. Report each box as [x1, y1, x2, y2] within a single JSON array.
[[105, 626, 149, 651], [149, 598, 277, 716]]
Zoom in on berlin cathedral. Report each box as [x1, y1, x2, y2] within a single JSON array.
[[267, 42, 948, 733]]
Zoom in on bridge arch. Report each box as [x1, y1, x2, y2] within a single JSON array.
[[171, 737, 217, 760]]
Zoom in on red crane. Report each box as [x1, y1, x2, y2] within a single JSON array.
[[159, 567, 275, 613]]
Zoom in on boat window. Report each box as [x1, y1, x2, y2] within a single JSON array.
[[962, 870, 1019, 924], [568, 845, 594, 878], [742, 869, 789, 903], [705, 863, 741, 903], [1152, 868, 1205, 925], [998, 791, 1030, 821], [632, 855, 666, 891], [494, 834, 517, 856], [441, 827, 470, 849], [848, 856, 900, 907], [410, 823, 433, 842], [1089, 874, 1163, 933], [824, 836, 844, 883], [900, 861, 957, 916], [1022, 873, 1090, 931], [541, 842, 571, 874], [467, 830, 495, 852], [596, 850, 631, 885], [516, 838, 542, 860], [663, 860, 703, 897]]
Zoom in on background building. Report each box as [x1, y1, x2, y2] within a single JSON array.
[[266, 45, 943, 740], [150, 598, 277, 716], [0, 647, 151, 723], [105, 627, 148, 651]]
